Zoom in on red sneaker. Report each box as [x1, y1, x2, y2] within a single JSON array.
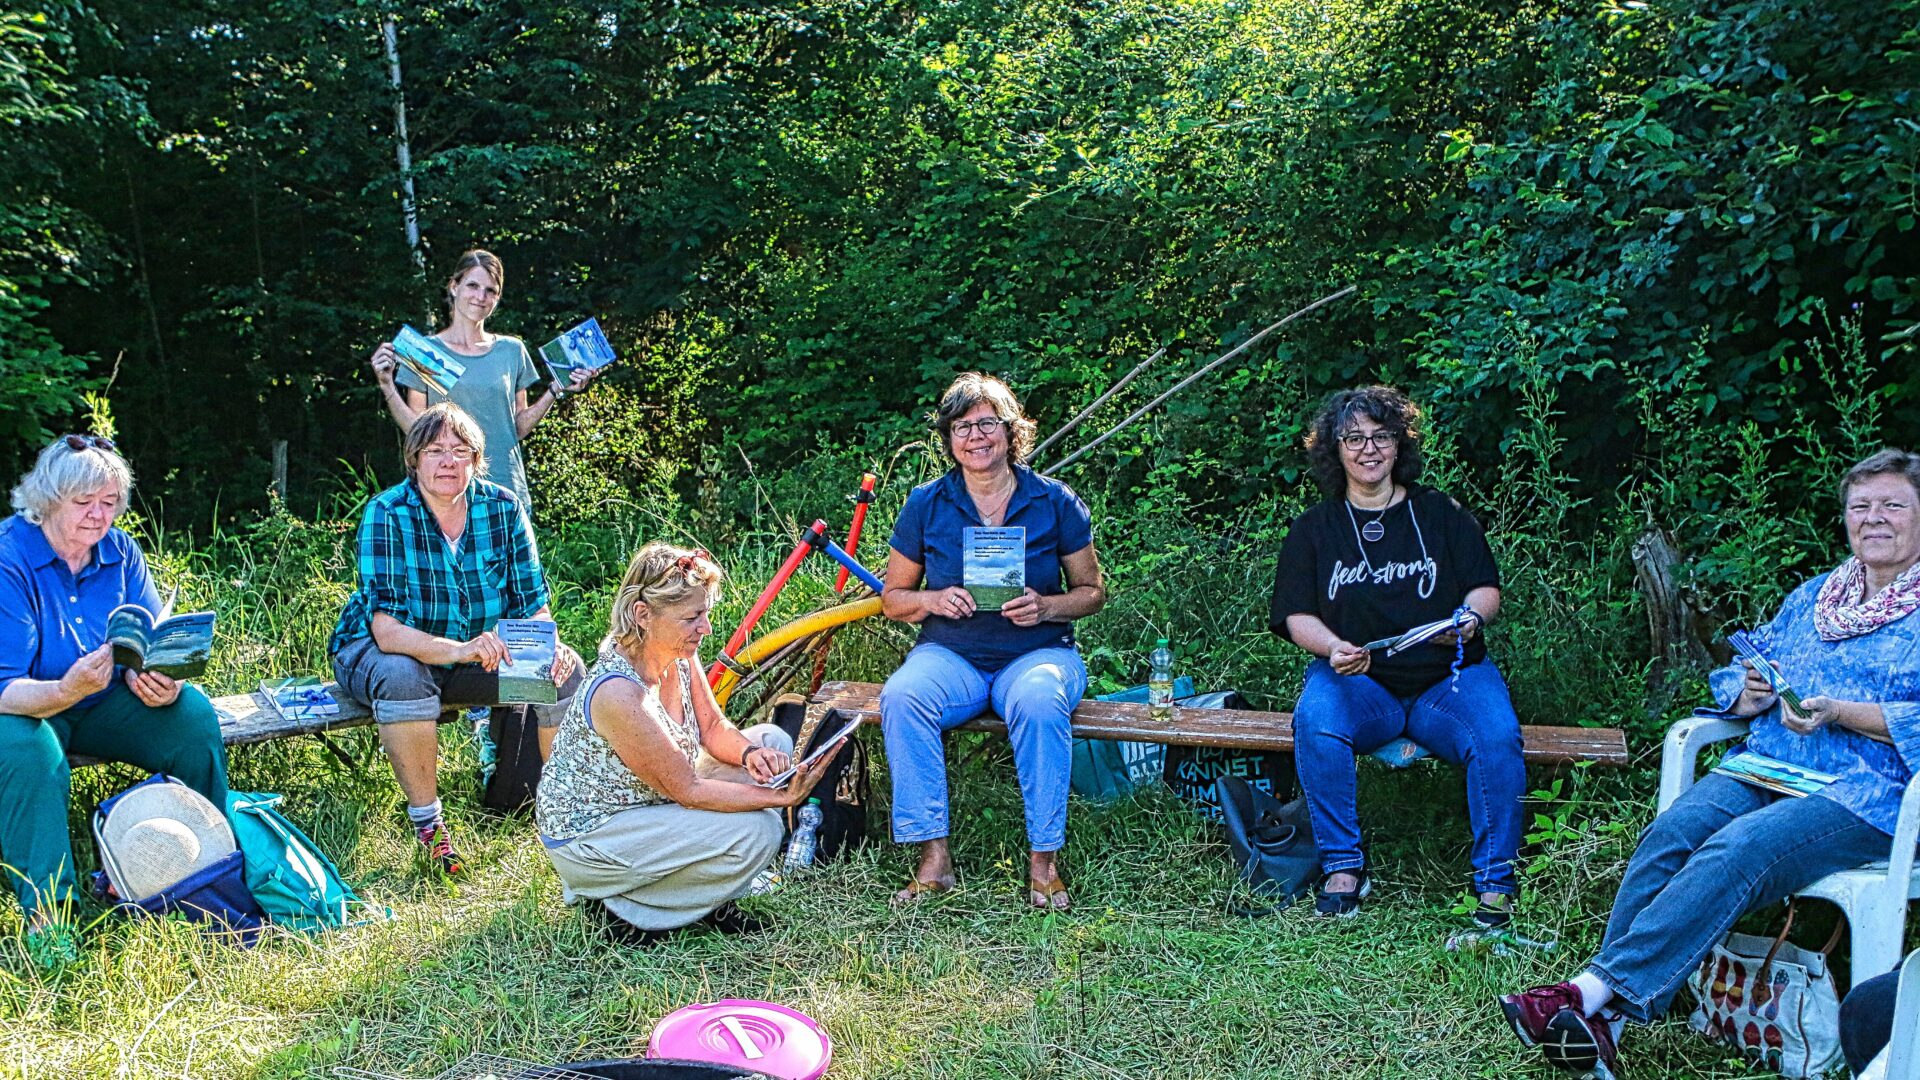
[[416, 820, 465, 877], [1498, 983, 1621, 1077], [1499, 982, 1583, 1048]]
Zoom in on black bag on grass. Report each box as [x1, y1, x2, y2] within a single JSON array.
[[772, 697, 871, 862], [1163, 690, 1296, 823], [1215, 773, 1318, 914], [482, 704, 543, 813]]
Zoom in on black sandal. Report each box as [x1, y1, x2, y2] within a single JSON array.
[[1313, 870, 1371, 918]]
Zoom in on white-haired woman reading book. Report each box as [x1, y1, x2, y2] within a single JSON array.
[[1499, 448, 1920, 1080]]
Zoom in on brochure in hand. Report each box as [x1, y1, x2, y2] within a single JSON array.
[[108, 603, 216, 679], [963, 526, 1026, 612], [496, 619, 559, 705], [392, 325, 469, 397], [1727, 630, 1808, 714], [1712, 751, 1838, 798], [260, 676, 340, 721], [537, 316, 616, 380], [765, 710, 864, 791], [1360, 615, 1463, 656]]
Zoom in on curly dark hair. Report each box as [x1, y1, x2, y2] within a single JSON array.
[[1303, 385, 1425, 496], [931, 371, 1038, 467]]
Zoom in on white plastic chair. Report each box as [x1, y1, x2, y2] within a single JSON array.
[[1660, 714, 1920, 981], [1859, 948, 1919, 1080]]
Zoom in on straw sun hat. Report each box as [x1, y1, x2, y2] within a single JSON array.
[[98, 781, 236, 902]]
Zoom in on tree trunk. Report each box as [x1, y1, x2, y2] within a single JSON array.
[[1632, 526, 1714, 717]]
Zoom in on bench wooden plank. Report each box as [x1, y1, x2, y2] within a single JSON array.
[[809, 680, 1630, 766], [69, 684, 382, 767]]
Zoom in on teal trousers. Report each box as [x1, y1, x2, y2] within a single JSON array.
[[0, 683, 228, 915]]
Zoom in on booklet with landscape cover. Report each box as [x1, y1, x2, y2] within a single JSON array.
[[392, 325, 469, 397], [260, 676, 340, 721], [1360, 615, 1464, 656], [538, 316, 617, 380], [108, 601, 215, 679], [496, 619, 558, 705], [1712, 752, 1838, 798], [764, 710, 864, 791], [963, 526, 1026, 612]]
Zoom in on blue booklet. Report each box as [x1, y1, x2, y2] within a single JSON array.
[[963, 527, 1026, 612], [260, 676, 340, 721], [538, 317, 616, 380], [392, 325, 469, 396], [108, 601, 215, 679], [496, 619, 558, 705], [1713, 752, 1837, 798]]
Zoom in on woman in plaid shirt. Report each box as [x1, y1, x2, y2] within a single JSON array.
[[329, 404, 583, 875]]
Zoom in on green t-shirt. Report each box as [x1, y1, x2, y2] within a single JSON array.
[[394, 334, 541, 509]]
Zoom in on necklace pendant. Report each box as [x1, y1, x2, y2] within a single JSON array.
[[1361, 520, 1386, 543]]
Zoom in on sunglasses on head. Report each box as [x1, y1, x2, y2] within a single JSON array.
[[63, 434, 116, 452], [675, 549, 712, 572]]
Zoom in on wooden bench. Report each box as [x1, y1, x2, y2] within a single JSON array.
[[70, 684, 387, 769], [806, 680, 1631, 766]]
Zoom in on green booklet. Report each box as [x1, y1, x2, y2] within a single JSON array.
[[392, 325, 468, 397], [496, 619, 558, 705], [108, 603, 215, 679], [963, 526, 1026, 612]]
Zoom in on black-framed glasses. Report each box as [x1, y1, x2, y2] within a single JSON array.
[[1338, 430, 1399, 452], [63, 434, 116, 452], [951, 417, 1005, 439]]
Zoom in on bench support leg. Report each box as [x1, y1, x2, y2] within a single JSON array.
[[310, 731, 363, 773]]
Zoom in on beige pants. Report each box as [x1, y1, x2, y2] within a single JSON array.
[[545, 724, 790, 930]]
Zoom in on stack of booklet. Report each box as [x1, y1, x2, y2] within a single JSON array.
[[261, 676, 340, 722], [1712, 753, 1837, 798]]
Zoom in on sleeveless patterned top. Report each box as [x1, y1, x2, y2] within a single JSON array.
[[535, 649, 702, 843]]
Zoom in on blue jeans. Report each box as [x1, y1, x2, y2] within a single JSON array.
[[1589, 773, 1888, 1022], [879, 643, 1087, 852], [1293, 658, 1526, 894]]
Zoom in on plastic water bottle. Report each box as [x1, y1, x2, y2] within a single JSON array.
[[468, 706, 496, 789], [784, 799, 823, 873], [1149, 637, 1174, 722]]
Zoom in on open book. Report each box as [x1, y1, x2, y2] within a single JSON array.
[[260, 676, 340, 721], [963, 526, 1026, 612], [1360, 615, 1464, 656], [764, 710, 863, 791], [496, 619, 558, 705], [537, 317, 616, 380], [1713, 752, 1837, 798], [109, 600, 215, 679], [392, 325, 469, 397]]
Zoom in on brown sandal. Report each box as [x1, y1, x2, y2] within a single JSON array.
[[1026, 868, 1070, 911], [891, 876, 956, 906]]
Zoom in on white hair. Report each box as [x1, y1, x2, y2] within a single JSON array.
[[9, 438, 135, 524]]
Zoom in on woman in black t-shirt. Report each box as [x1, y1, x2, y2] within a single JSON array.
[[1270, 386, 1524, 922]]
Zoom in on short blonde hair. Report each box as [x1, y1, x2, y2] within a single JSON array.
[[932, 372, 1038, 466], [10, 436, 135, 524], [606, 542, 725, 650], [403, 403, 488, 479]]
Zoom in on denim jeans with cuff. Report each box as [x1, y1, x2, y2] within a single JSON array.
[[1292, 657, 1526, 894], [879, 643, 1087, 852]]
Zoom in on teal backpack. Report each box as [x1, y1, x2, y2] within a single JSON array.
[[224, 791, 361, 932]]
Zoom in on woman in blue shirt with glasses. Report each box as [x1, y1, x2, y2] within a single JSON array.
[[879, 372, 1106, 911], [0, 435, 228, 967]]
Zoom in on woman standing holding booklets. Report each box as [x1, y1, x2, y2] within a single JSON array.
[[328, 404, 584, 876], [1498, 448, 1920, 1080], [367, 249, 601, 511], [1268, 385, 1522, 921], [878, 372, 1106, 910], [0, 435, 228, 969]]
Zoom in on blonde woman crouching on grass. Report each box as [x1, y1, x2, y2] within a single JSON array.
[[535, 543, 832, 945]]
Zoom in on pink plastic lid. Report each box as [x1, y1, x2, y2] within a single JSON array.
[[648, 999, 832, 1080]]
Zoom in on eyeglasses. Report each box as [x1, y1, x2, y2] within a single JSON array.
[[1338, 430, 1399, 452], [63, 434, 116, 452], [950, 417, 1005, 439], [420, 446, 478, 463], [675, 549, 712, 572]]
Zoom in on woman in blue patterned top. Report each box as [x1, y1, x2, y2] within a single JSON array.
[[329, 404, 583, 875], [879, 372, 1106, 911], [1500, 448, 1920, 1080]]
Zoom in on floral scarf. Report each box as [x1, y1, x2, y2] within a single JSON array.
[[1813, 556, 1920, 641]]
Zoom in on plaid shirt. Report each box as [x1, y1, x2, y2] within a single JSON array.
[[328, 479, 548, 657]]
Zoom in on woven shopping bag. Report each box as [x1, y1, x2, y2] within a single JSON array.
[[1687, 902, 1844, 1078]]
